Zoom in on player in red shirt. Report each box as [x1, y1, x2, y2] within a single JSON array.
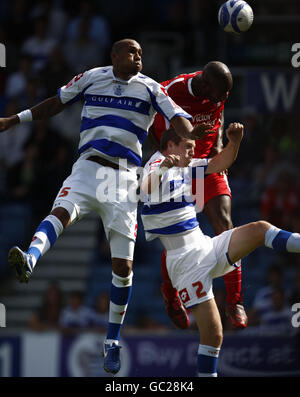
[[148, 61, 248, 330]]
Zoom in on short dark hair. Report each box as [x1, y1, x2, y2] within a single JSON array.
[[160, 128, 182, 152]]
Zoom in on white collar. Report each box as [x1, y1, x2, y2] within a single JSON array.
[[111, 68, 140, 85], [187, 77, 195, 96]]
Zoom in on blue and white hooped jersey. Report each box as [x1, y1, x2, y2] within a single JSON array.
[[58, 66, 191, 167], [141, 151, 208, 241]]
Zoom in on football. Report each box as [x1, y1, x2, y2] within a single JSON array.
[[218, 0, 254, 34]]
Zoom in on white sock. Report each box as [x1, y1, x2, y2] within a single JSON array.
[[265, 225, 300, 253], [197, 344, 220, 377], [27, 215, 64, 268]]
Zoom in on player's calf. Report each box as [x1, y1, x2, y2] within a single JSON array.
[[27, 214, 64, 269], [190, 299, 223, 377]]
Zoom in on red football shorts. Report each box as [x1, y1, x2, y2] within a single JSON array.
[[204, 172, 231, 205], [192, 171, 231, 210]]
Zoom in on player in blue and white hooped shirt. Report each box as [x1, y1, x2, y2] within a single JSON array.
[[141, 124, 300, 377], [1, 39, 210, 375]]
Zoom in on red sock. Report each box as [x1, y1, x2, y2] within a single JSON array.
[[223, 262, 242, 304], [161, 250, 177, 300]]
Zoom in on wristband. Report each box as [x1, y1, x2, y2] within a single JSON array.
[[17, 109, 33, 123]]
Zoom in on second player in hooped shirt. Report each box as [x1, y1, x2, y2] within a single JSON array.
[[148, 61, 249, 331]]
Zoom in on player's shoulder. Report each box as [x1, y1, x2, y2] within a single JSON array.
[[85, 65, 112, 78], [135, 72, 164, 92], [162, 71, 202, 95], [164, 71, 202, 85], [136, 72, 157, 84], [145, 151, 164, 168], [69, 66, 112, 87]]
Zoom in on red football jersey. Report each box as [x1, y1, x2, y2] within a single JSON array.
[[152, 71, 226, 158]]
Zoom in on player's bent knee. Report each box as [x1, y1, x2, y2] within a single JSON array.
[[212, 321, 223, 347], [257, 220, 272, 242], [201, 329, 223, 348], [110, 230, 135, 277], [257, 220, 272, 230], [252, 221, 271, 244], [112, 258, 133, 277], [213, 332, 223, 348], [51, 199, 79, 227], [50, 207, 71, 229]]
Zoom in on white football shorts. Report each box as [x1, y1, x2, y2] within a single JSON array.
[[166, 228, 239, 308], [51, 155, 138, 241]]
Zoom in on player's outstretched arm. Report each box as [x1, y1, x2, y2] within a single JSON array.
[[0, 95, 66, 133], [206, 122, 244, 174], [31, 95, 66, 120]]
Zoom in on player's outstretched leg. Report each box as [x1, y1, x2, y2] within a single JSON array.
[[161, 249, 190, 329], [228, 221, 300, 265], [223, 221, 300, 331], [8, 214, 64, 283]]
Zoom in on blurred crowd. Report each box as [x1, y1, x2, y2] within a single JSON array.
[[28, 283, 169, 334], [0, 0, 299, 334]]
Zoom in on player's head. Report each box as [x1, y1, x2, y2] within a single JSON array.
[[111, 38, 142, 79], [193, 61, 233, 103], [161, 128, 195, 166]]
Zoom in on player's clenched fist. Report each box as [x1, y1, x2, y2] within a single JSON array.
[[226, 122, 244, 144], [190, 122, 214, 140], [161, 154, 181, 169]]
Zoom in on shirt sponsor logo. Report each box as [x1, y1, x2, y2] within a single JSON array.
[[86, 95, 149, 114], [193, 113, 212, 123]]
